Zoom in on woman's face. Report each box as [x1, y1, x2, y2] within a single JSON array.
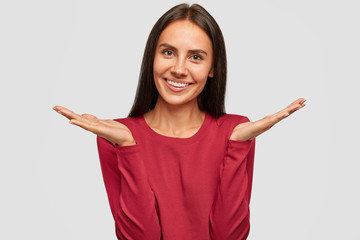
[[153, 20, 213, 107]]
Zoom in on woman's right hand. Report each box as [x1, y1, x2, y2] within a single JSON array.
[[53, 106, 135, 146]]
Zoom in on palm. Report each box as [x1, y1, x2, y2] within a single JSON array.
[[53, 106, 135, 146], [230, 98, 306, 141]]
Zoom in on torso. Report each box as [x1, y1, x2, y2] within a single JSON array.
[[116, 112, 248, 239]]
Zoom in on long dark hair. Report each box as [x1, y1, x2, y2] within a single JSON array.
[[128, 3, 227, 118]]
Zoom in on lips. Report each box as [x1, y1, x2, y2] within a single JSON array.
[[166, 79, 190, 88], [164, 78, 192, 92]]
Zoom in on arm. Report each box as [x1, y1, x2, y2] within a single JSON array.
[[98, 137, 161, 239], [210, 98, 304, 239], [209, 133, 255, 240], [230, 98, 306, 141], [53, 106, 161, 239]]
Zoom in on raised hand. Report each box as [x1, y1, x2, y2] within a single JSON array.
[[53, 106, 135, 146], [230, 98, 306, 141]]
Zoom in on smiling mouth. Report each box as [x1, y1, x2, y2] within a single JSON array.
[[166, 79, 191, 88]]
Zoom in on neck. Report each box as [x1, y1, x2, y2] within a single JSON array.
[[144, 97, 205, 138]]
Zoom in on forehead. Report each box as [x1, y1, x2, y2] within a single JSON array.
[[157, 20, 213, 51]]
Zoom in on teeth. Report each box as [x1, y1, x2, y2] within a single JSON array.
[[166, 79, 190, 88]]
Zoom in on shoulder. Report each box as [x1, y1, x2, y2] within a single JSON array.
[[112, 116, 144, 134], [96, 116, 142, 150], [205, 113, 250, 139], [113, 116, 141, 126], [115, 115, 146, 143], [215, 113, 250, 127]]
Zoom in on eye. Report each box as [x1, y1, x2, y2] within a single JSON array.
[[190, 55, 203, 61], [162, 49, 174, 56]]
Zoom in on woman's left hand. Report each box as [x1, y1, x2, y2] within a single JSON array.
[[230, 98, 306, 141]]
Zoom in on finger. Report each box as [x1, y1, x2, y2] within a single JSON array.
[[287, 98, 306, 110], [53, 106, 82, 121], [81, 113, 97, 120], [69, 118, 98, 133], [257, 98, 306, 129], [244, 103, 299, 139], [282, 98, 306, 117], [231, 98, 306, 141], [272, 98, 306, 120], [290, 98, 306, 105], [102, 119, 127, 129]]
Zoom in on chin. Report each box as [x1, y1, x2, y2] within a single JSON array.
[[158, 94, 198, 107]]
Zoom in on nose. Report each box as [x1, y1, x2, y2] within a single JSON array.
[[171, 58, 188, 77]]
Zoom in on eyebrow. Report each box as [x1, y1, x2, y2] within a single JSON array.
[[159, 43, 208, 56]]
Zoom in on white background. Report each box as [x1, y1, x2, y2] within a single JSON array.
[[1, 0, 359, 239]]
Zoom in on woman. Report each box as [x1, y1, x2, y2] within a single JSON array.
[[53, 3, 305, 240]]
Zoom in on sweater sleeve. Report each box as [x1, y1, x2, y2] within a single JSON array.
[[97, 136, 161, 240], [209, 138, 256, 240]]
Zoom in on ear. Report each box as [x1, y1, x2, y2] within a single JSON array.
[[208, 68, 214, 78]]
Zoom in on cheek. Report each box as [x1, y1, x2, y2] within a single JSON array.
[[191, 66, 212, 83], [153, 56, 161, 75], [153, 56, 169, 77]]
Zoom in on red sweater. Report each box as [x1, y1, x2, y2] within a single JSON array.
[[97, 112, 255, 240]]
